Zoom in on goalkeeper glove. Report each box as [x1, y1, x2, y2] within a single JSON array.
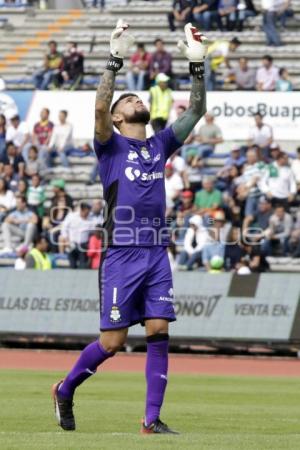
[[177, 23, 209, 79], [106, 19, 135, 73]]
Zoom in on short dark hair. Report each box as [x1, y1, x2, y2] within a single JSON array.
[[262, 54, 273, 63], [80, 201, 91, 210], [11, 114, 20, 121], [48, 40, 57, 46], [276, 152, 286, 160], [137, 43, 145, 50], [279, 67, 287, 77], [17, 195, 27, 204], [111, 93, 138, 115], [60, 110, 68, 117], [6, 141, 15, 150], [43, 107, 50, 115], [69, 41, 77, 48], [177, 104, 187, 112], [33, 233, 49, 247], [29, 145, 38, 154], [154, 38, 163, 45], [231, 37, 241, 46]]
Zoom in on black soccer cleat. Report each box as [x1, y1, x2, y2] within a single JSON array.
[[141, 418, 179, 434], [52, 381, 75, 431]]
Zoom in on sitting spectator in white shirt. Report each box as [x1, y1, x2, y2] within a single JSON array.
[[46, 110, 73, 168], [177, 215, 208, 270], [0, 176, 16, 223], [260, 151, 297, 208], [6, 114, 31, 160], [256, 55, 279, 91], [1, 195, 38, 254], [59, 202, 94, 269], [247, 112, 273, 159], [262, 205, 293, 256], [165, 162, 184, 210]]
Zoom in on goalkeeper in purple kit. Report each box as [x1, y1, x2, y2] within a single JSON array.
[[52, 20, 207, 434]]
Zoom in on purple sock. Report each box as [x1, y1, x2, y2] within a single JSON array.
[[58, 340, 114, 399], [145, 334, 169, 426]]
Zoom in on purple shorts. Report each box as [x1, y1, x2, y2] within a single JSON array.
[[99, 246, 176, 331]]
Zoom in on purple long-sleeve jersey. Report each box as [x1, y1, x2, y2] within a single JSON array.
[[94, 126, 182, 246]]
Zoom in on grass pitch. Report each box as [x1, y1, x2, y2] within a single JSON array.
[[0, 369, 300, 450]]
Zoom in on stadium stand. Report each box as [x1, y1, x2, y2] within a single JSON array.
[[0, 0, 299, 272]]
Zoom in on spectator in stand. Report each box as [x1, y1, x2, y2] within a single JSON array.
[[189, 112, 223, 158], [165, 163, 184, 209], [42, 179, 73, 251], [261, 0, 292, 47], [46, 110, 73, 168], [239, 241, 270, 271], [0, 114, 6, 159], [235, 148, 265, 217], [224, 148, 246, 168], [14, 245, 28, 271], [291, 147, 300, 188], [260, 151, 297, 209], [168, 0, 193, 32], [0, 176, 16, 223], [193, 0, 220, 31], [5, 114, 31, 159], [27, 173, 45, 219], [89, 199, 104, 227], [247, 113, 273, 158], [1, 195, 38, 253], [0, 141, 25, 177], [59, 202, 94, 269], [87, 224, 103, 269], [289, 210, 300, 257], [175, 190, 195, 239], [25, 146, 43, 178], [243, 195, 273, 241], [57, 42, 84, 90], [201, 211, 228, 271], [206, 37, 241, 90], [25, 234, 52, 270], [275, 68, 293, 91], [218, 0, 237, 31], [235, 0, 257, 31], [32, 108, 54, 152], [2, 164, 18, 192], [16, 177, 28, 197], [149, 39, 173, 84], [268, 142, 281, 162], [262, 205, 293, 255], [126, 43, 151, 91], [224, 226, 243, 271], [194, 176, 223, 218], [230, 57, 256, 90], [33, 40, 63, 90], [177, 215, 208, 270], [149, 73, 173, 133], [185, 149, 204, 191], [167, 150, 190, 189], [256, 55, 279, 91]]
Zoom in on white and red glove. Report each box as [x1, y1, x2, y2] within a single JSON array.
[[106, 19, 135, 72], [177, 23, 209, 79]]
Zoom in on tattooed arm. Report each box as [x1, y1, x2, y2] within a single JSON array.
[[94, 69, 115, 143], [172, 76, 206, 143]]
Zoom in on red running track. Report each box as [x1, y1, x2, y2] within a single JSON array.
[[1, 349, 300, 377]]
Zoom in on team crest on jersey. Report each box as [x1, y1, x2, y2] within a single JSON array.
[[141, 146, 150, 160], [128, 150, 138, 161], [110, 306, 121, 323]]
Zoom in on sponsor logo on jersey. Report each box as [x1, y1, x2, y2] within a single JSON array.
[[153, 153, 161, 162], [159, 288, 174, 302], [125, 167, 163, 182]]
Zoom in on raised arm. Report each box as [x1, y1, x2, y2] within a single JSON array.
[[94, 19, 134, 144], [172, 76, 206, 143], [94, 70, 115, 143], [172, 23, 207, 143]]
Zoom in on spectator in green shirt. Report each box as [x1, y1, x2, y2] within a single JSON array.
[[194, 177, 222, 218]]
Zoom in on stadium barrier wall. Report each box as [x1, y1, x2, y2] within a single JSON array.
[[1, 91, 300, 142], [0, 270, 300, 345]]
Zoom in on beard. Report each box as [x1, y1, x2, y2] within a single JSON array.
[[125, 109, 150, 125]]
